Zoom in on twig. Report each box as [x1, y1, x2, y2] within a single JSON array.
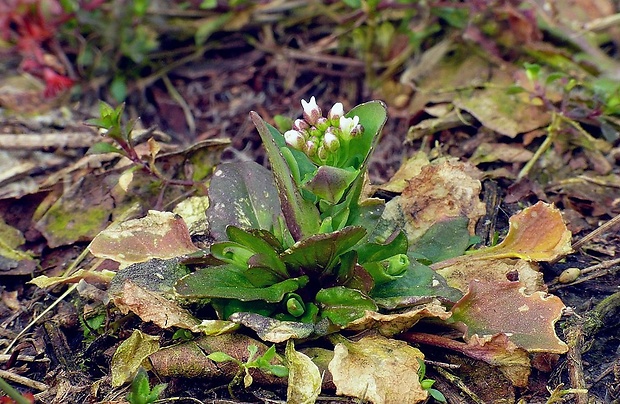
[[2, 284, 78, 356], [571, 212, 620, 251], [162, 74, 196, 137], [563, 292, 620, 404], [0, 369, 48, 392]]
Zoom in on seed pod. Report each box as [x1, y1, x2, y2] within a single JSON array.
[[558, 267, 581, 284]]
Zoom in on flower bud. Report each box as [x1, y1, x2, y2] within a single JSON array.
[[293, 118, 310, 131], [304, 139, 318, 156], [383, 253, 409, 276], [328, 102, 344, 123], [301, 96, 322, 125], [317, 145, 328, 160], [316, 117, 329, 131], [323, 131, 340, 152], [284, 129, 305, 150], [350, 123, 364, 138]]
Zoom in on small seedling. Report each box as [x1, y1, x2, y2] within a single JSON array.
[[417, 359, 447, 403], [207, 344, 288, 393], [126, 368, 167, 404]]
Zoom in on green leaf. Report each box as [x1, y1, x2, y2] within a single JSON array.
[[281, 226, 366, 277], [358, 230, 408, 263], [175, 265, 308, 303], [207, 351, 237, 363], [86, 141, 124, 155], [303, 166, 359, 204], [344, 100, 388, 170], [410, 217, 472, 263], [250, 112, 321, 241], [206, 162, 283, 241], [371, 259, 463, 309], [316, 286, 377, 327], [195, 12, 231, 45]]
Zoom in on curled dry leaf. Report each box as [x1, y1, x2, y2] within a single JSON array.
[[449, 280, 568, 353], [89, 210, 200, 268], [286, 340, 322, 404], [328, 335, 427, 404], [470, 201, 572, 261], [346, 299, 451, 336]]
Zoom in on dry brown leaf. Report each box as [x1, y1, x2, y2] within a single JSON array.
[[346, 300, 451, 336], [329, 335, 427, 404], [111, 281, 202, 332], [398, 159, 485, 243], [471, 201, 573, 261], [436, 258, 545, 294]]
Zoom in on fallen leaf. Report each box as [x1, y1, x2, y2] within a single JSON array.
[[89, 210, 200, 268], [328, 335, 427, 404], [435, 258, 545, 294], [470, 142, 535, 164], [449, 280, 568, 353], [111, 281, 202, 332], [398, 159, 486, 243], [376, 151, 430, 193], [111, 330, 160, 386], [346, 300, 451, 336], [286, 340, 322, 404], [470, 201, 573, 261], [402, 332, 531, 387], [30, 269, 116, 288], [229, 312, 319, 343], [454, 85, 550, 138]]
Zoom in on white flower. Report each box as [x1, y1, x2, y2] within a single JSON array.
[[301, 96, 322, 125], [284, 129, 305, 150], [328, 102, 344, 122], [339, 115, 360, 138]]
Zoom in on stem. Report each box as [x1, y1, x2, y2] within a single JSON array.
[[0, 377, 32, 404]]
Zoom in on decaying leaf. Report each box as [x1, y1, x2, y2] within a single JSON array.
[[376, 151, 430, 193], [229, 312, 319, 343], [402, 332, 531, 387], [173, 195, 210, 235], [328, 335, 427, 404], [111, 281, 202, 332], [346, 300, 451, 336], [436, 258, 545, 294], [111, 330, 160, 387], [30, 269, 116, 288], [89, 210, 200, 267], [395, 159, 485, 244], [454, 84, 551, 138], [470, 201, 573, 261], [286, 340, 321, 404], [449, 280, 568, 353]]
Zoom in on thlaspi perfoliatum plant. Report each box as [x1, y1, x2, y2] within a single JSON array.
[[173, 97, 460, 336]]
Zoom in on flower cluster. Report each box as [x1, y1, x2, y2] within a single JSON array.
[[284, 97, 364, 166]]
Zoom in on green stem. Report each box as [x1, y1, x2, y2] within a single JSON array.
[[0, 377, 31, 404]]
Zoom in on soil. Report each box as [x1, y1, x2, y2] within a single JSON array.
[[1, 11, 620, 404]]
